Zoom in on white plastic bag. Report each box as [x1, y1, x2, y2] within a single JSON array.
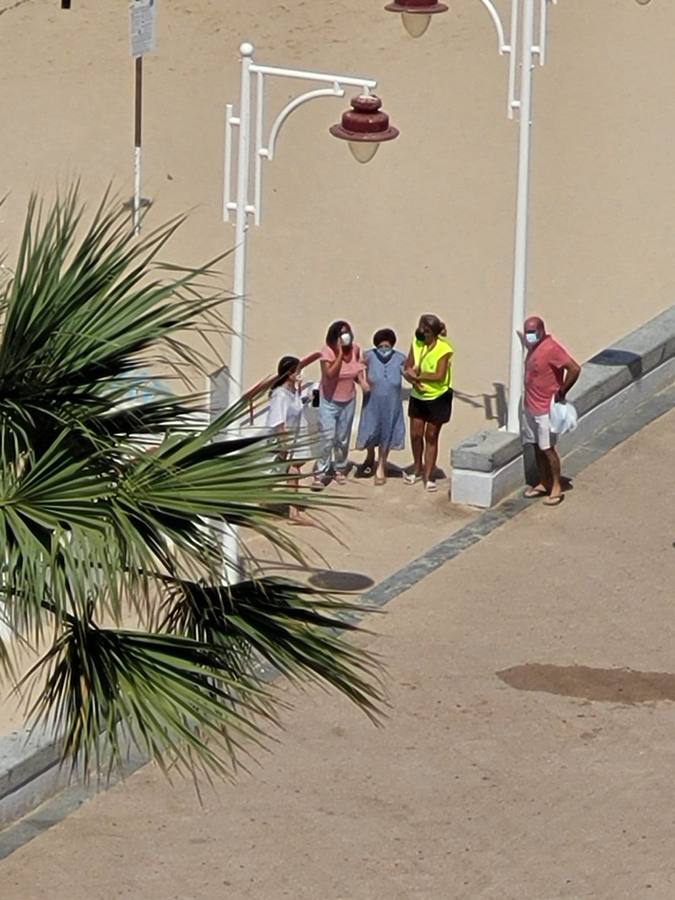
[[549, 397, 578, 435]]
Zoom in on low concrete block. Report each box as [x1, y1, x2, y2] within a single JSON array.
[[450, 428, 521, 474], [0, 726, 65, 828]]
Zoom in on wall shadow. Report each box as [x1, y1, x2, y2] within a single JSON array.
[[497, 663, 675, 704], [588, 348, 643, 379], [454, 381, 508, 427]]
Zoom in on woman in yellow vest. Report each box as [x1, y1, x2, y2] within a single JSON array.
[[403, 314, 453, 492]]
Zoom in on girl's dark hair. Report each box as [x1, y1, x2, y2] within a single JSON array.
[[271, 355, 300, 391], [419, 314, 446, 337], [325, 320, 352, 350], [373, 328, 396, 347]]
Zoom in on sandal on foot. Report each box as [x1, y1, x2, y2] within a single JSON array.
[[524, 486, 547, 499], [374, 476, 386, 486], [544, 494, 564, 507], [334, 472, 348, 485], [310, 478, 325, 492], [355, 465, 374, 479], [425, 480, 438, 493], [403, 472, 422, 485]]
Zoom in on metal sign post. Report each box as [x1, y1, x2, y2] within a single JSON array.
[[129, 0, 156, 235]]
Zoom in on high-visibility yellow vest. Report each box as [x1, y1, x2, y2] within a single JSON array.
[[411, 337, 453, 399]]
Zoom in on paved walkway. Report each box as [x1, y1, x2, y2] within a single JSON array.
[[2, 405, 675, 899]]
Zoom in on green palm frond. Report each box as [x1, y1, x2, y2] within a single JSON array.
[[0, 186, 228, 454], [0, 187, 384, 781], [160, 577, 383, 720], [20, 617, 279, 780]]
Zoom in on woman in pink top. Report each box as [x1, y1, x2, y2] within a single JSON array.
[[312, 320, 368, 490]]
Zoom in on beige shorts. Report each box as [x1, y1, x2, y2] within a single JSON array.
[[521, 409, 557, 451]]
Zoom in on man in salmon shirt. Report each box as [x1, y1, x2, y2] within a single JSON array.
[[521, 315, 581, 506]]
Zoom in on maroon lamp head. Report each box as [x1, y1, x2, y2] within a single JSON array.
[[329, 95, 399, 164], [384, 0, 448, 38]]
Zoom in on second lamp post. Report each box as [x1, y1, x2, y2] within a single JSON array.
[[386, 0, 556, 433]]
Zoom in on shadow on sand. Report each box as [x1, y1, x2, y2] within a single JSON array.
[[497, 663, 675, 705]]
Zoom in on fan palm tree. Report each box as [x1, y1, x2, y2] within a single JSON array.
[[0, 188, 382, 781]]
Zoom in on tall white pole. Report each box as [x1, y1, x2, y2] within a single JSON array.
[[222, 42, 254, 582], [230, 42, 254, 410], [506, 0, 536, 433], [133, 147, 142, 235]]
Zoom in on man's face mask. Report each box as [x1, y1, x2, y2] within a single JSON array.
[[525, 331, 540, 346]]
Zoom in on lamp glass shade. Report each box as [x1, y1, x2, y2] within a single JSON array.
[[348, 141, 380, 164], [402, 11, 431, 38]]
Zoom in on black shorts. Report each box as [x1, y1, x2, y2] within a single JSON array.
[[408, 389, 453, 425]]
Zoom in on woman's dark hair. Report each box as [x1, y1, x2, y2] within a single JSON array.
[[373, 328, 396, 347], [325, 320, 352, 350], [419, 314, 446, 337], [271, 355, 300, 391]]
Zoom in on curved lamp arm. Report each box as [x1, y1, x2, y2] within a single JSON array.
[[263, 86, 346, 162], [224, 54, 376, 226], [477, 0, 511, 53]]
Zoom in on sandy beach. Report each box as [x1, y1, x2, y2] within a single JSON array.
[[1, 0, 674, 732], [1, 0, 674, 445]]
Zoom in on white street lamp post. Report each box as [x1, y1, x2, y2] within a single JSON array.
[[220, 41, 399, 579], [224, 41, 399, 411], [385, 0, 557, 433], [508, 0, 539, 435]]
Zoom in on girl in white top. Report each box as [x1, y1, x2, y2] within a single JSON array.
[[266, 355, 312, 524]]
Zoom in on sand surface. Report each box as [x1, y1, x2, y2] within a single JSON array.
[[1, 0, 674, 450], [1, 0, 675, 795], [2, 394, 674, 899]]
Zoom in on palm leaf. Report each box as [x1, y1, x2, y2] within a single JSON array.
[[1, 187, 384, 781], [160, 576, 384, 721], [19, 616, 280, 780]]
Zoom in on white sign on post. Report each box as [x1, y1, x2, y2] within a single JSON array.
[[129, 0, 156, 58]]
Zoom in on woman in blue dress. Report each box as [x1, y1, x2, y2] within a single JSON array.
[[356, 328, 406, 486]]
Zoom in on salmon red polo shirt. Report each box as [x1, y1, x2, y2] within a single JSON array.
[[524, 335, 574, 415], [320, 343, 363, 402]]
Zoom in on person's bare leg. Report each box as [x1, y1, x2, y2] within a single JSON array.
[[423, 422, 442, 484], [288, 464, 311, 523], [543, 447, 563, 500], [534, 445, 553, 493], [375, 447, 389, 483], [410, 418, 424, 477], [361, 446, 375, 475]]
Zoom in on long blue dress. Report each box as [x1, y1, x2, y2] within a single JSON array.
[[356, 349, 406, 450]]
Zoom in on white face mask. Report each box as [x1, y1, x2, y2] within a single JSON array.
[[525, 331, 539, 346], [340, 332, 353, 347]]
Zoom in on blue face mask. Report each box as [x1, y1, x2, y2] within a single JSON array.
[[525, 331, 539, 346], [376, 345, 393, 361]]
